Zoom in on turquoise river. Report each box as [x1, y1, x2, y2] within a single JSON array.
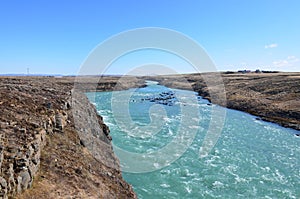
[[86, 81, 299, 199]]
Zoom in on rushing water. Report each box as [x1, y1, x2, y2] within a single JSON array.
[[86, 81, 299, 199]]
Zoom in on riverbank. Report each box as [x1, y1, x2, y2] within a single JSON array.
[[0, 76, 137, 198], [148, 72, 300, 131]]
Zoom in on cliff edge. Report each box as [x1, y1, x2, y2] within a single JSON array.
[[0, 76, 136, 198]]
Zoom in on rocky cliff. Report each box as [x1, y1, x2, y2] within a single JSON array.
[[0, 76, 137, 198]]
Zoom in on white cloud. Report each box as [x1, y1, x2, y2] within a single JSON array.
[[273, 55, 299, 67], [265, 43, 278, 49], [273, 60, 289, 67], [287, 56, 298, 61]]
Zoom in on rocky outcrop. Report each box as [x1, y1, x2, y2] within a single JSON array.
[[0, 77, 70, 198], [0, 126, 46, 198], [0, 76, 136, 198], [141, 91, 177, 106]]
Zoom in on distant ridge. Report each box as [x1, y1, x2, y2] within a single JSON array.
[[0, 73, 66, 77], [0, 74, 127, 77]]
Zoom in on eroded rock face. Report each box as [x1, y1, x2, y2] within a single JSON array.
[[0, 126, 46, 198], [0, 76, 137, 199], [0, 78, 54, 198]]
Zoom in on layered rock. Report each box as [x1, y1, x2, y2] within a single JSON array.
[[0, 126, 46, 198], [0, 76, 136, 198]]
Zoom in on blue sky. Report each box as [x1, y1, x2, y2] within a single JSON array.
[[0, 0, 299, 75]]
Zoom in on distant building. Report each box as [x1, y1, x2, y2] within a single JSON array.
[[238, 70, 251, 74]]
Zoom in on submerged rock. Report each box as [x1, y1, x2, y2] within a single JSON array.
[[141, 91, 177, 106]]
